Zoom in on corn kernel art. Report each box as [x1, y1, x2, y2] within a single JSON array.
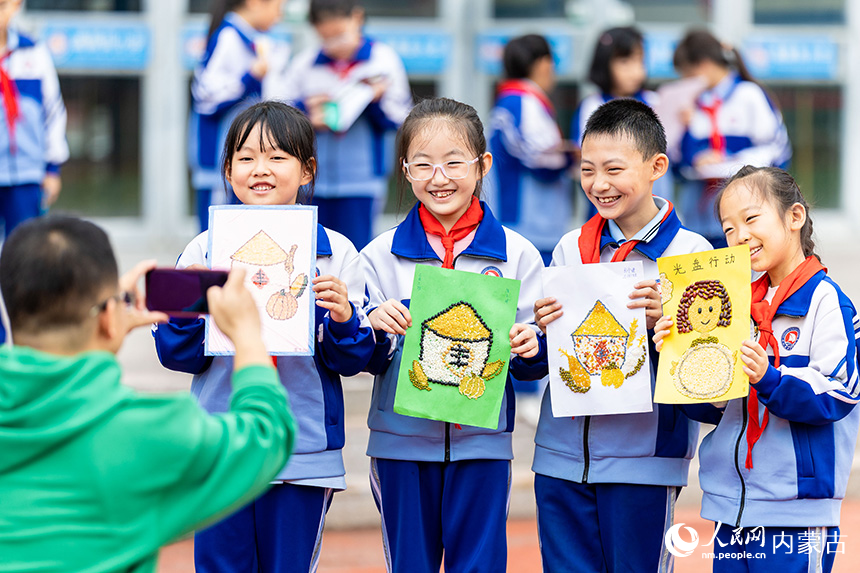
[[557, 301, 646, 394], [407, 302, 504, 399], [655, 245, 751, 404], [206, 205, 317, 356], [543, 262, 654, 417], [395, 265, 521, 429]]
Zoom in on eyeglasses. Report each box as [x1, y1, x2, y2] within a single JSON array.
[[402, 157, 481, 181], [90, 291, 136, 317]]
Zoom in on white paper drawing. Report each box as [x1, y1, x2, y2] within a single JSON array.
[[543, 262, 653, 417], [206, 205, 317, 356]]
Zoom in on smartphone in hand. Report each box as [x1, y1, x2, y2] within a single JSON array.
[[145, 268, 229, 318]]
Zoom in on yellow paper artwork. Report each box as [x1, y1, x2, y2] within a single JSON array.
[[654, 245, 751, 404]]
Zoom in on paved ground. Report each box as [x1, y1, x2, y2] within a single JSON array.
[[107, 212, 860, 571]]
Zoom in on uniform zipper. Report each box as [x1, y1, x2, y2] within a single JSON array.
[[581, 416, 591, 483], [733, 397, 749, 527], [444, 421, 451, 462]]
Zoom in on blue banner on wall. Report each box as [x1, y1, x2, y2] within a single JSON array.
[[643, 32, 679, 79], [476, 31, 574, 75], [181, 23, 291, 70], [365, 28, 451, 75], [40, 21, 150, 70], [743, 36, 839, 80]]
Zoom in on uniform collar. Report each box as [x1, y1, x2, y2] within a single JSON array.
[[599, 197, 682, 261], [316, 224, 333, 257], [314, 37, 373, 66], [391, 201, 508, 262], [699, 71, 742, 106], [773, 270, 826, 317], [5, 29, 33, 52], [222, 12, 258, 51]]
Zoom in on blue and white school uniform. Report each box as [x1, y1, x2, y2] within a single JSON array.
[[677, 72, 791, 243], [359, 202, 545, 573], [683, 271, 859, 571], [270, 38, 412, 250], [489, 81, 572, 264], [523, 198, 711, 572], [573, 90, 674, 211], [189, 13, 287, 231], [153, 225, 375, 573], [0, 28, 68, 237]]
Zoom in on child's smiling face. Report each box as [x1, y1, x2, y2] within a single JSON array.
[[226, 123, 314, 207], [689, 296, 722, 334], [405, 120, 492, 232], [580, 132, 666, 238]]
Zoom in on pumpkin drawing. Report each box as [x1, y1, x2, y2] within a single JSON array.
[[267, 289, 299, 320]]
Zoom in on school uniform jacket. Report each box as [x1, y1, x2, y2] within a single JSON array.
[[153, 225, 375, 484], [685, 270, 860, 528], [678, 72, 791, 181], [270, 39, 412, 200], [0, 29, 68, 187], [360, 202, 545, 462], [189, 13, 285, 191], [530, 204, 712, 486], [489, 84, 572, 252]]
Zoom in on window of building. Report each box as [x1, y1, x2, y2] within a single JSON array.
[[494, 0, 565, 18], [771, 86, 841, 208], [26, 0, 141, 10], [625, 0, 709, 23], [52, 77, 142, 217], [754, 0, 844, 25]]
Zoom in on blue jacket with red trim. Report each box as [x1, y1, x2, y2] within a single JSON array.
[[359, 202, 545, 462], [152, 224, 375, 484], [527, 205, 713, 487], [686, 270, 860, 527]]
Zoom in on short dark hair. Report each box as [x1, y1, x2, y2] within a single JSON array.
[[503, 34, 552, 80], [395, 97, 487, 200], [582, 98, 667, 159], [0, 216, 119, 335], [588, 26, 644, 94], [222, 101, 317, 203], [309, 0, 360, 23]]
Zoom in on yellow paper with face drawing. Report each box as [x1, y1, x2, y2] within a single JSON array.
[[654, 245, 751, 404]]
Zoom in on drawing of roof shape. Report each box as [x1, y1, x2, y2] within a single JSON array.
[[232, 231, 288, 265], [573, 301, 627, 337], [423, 302, 491, 342]]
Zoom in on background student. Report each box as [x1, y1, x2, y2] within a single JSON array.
[[673, 29, 792, 247], [189, 0, 287, 231], [270, 0, 412, 250]]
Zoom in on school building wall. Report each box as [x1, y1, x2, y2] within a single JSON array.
[[18, 0, 857, 246]]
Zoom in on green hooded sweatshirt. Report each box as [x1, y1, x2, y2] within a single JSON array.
[[0, 346, 295, 573]]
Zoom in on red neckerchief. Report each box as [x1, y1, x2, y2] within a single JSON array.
[[496, 79, 556, 117], [578, 200, 675, 263], [745, 255, 826, 469], [699, 99, 725, 155], [0, 51, 19, 154], [418, 196, 484, 269], [329, 59, 361, 80]]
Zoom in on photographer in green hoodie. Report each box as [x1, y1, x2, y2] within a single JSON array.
[[0, 216, 296, 573]]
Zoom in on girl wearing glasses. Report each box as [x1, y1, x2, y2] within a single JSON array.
[[358, 98, 544, 573], [268, 0, 412, 250]]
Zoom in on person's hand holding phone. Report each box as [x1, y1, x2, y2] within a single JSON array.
[[119, 260, 169, 335], [206, 268, 270, 370]]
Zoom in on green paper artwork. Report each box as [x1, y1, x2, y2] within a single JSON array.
[[394, 265, 521, 429]]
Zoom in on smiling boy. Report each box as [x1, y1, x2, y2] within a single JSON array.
[[525, 99, 712, 571]]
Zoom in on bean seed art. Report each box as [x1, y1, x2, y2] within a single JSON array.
[[543, 262, 653, 417], [654, 245, 751, 404], [205, 205, 317, 356], [394, 265, 521, 429]]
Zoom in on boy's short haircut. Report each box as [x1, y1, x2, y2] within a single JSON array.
[[0, 216, 118, 334], [309, 0, 359, 23], [582, 98, 667, 159]]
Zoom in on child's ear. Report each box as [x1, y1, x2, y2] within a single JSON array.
[[479, 152, 493, 177], [787, 202, 807, 231], [300, 158, 317, 186], [650, 153, 669, 182]]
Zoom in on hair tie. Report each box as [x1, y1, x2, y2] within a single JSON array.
[[721, 44, 736, 65], [600, 33, 613, 46]]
